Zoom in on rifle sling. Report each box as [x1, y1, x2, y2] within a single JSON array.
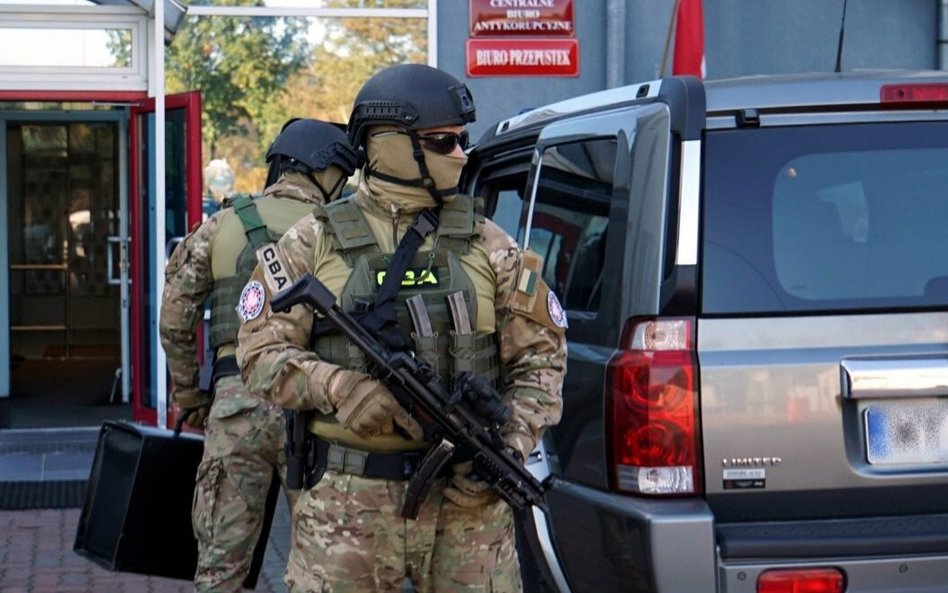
[[356, 208, 441, 351]]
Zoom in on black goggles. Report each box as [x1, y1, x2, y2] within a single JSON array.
[[372, 129, 470, 155], [417, 130, 470, 155]]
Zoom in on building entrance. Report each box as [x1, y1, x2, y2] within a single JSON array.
[[2, 115, 130, 428]]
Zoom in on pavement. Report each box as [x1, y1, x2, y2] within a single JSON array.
[[0, 426, 292, 593]]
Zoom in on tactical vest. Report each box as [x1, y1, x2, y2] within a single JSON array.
[[208, 194, 282, 349], [312, 195, 501, 392]]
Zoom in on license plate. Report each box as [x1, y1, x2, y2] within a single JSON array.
[[865, 399, 948, 465]]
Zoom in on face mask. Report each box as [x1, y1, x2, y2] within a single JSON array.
[[364, 126, 468, 209]]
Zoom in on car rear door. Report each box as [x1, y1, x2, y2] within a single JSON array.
[[699, 114, 948, 571]]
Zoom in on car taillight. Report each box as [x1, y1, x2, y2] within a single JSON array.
[[606, 317, 701, 495], [880, 83, 948, 105], [757, 568, 846, 593]]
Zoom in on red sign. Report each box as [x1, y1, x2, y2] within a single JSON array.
[[466, 38, 579, 77], [470, 0, 574, 37]]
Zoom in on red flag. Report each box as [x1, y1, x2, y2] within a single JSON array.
[[672, 0, 705, 78]]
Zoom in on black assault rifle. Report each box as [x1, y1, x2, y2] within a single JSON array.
[[270, 272, 549, 519]]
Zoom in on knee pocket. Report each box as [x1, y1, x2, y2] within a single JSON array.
[[192, 459, 226, 543], [209, 396, 259, 421]]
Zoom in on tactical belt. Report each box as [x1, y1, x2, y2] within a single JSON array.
[[313, 437, 429, 481], [212, 355, 240, 381]]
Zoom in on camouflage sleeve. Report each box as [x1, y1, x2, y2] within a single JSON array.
[[159, 215, 219, 390], [482, 219, 567, 456], [235, 214, 340, 413]]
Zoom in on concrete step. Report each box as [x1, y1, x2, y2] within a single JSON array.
[[0, 426, 99, 482]]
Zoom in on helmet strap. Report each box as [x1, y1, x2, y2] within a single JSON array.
[[307, 171, 345, 203], [364, 166, 457, 203], [263, 156, 282, 190], [406, 130, 445, 206]]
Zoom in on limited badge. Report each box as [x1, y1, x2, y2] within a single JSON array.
[[236, 280, 265, 322], [547, 291, 568, 328]]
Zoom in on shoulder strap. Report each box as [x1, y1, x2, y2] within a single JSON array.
[[314, 198, 380, 266], [322, 198, 377, 251], [435, 194, 479, 254], [231, 194, 278, 248], [438, 194, 475, 236]]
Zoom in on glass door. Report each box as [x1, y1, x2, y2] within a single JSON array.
[[129, 91, 202, 425], [4, 114, 126, 419]]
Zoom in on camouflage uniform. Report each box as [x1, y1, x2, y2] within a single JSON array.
[[160, 172, 327, 592], [236, 180, 567, 593]]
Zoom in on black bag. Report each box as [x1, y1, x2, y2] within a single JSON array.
[[73, 420, 279, 586]]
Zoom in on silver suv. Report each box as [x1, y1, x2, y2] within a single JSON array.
[[463, 71, 948, 593]]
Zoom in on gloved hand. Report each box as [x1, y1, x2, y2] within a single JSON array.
[[503, 431, 535, 464], [443, 460, 497, 508], [328, 370, 424, 440], [173, 386, 211, 428]]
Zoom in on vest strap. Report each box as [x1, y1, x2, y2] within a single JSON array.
[[231, 194, 276, 248], [209, 195, 277, 349]]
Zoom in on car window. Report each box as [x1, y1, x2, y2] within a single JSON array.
[[472, 172, 528, 243], [527, 138, 615, 312], [702, 121, 948, 314]]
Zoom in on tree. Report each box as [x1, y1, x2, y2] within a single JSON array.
[[258, 9, 427, 148], [163, 0, 427, 192], [165, 1, 312, 158]]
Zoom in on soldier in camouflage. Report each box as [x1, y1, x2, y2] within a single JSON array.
[[159, 118, 360, 592], [236, 64, 567, 593]]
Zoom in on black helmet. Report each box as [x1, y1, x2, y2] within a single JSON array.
[[347, 64, 476, 148], [266, 118, 361, 176]]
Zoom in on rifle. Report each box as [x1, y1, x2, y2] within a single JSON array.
[[270, 272, 549, 518], [284, 409, 317, 490]]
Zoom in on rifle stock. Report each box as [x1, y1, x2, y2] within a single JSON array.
[[270, 273, 549, 514]]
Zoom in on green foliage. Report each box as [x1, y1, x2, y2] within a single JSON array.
[[165, 2, 312, 156], [258, 14, 427, 148], [165, 1, 426, 191], [105, 29, 133, 68]]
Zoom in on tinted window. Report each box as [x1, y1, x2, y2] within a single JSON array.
[[473, 173, 527, 240], [528, 138, 614, 312], [703, 121, 948, 314]]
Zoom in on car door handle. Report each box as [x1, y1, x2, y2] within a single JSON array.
[[841, 357, 948, 399]]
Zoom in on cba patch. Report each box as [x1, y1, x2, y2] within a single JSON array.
[[548, 291, 568, 328], [258, 244, 291, 293], [236, 280, 265, 322]]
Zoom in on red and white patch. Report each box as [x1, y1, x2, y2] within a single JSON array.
[[236, 280, 265, 322], [547, 291, 568, 328]]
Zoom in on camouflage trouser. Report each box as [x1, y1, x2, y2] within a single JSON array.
[[285, 470, 522, 593], [192, 375, 299, 592]]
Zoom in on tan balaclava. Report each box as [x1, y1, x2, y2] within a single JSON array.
[[363, 125, 468, 211], [311, 164, 349, 203]]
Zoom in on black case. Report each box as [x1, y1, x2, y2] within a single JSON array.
[[73, 420, 279, 586]]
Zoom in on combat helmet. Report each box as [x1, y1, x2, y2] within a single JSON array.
[[347, 64, 476, 205], [264, 118, 361, 192], [347, 64, 476, 149]]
